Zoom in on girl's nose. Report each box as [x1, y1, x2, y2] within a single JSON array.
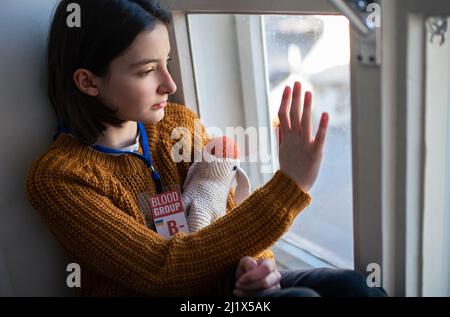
[[157, 68, 177, 95]]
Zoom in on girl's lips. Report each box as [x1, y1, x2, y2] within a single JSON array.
[[151, 101, 167, 110]]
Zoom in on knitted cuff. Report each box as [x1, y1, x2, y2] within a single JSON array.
[[261, 170, 312, 217]]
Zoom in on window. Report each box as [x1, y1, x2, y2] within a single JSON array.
[[187, 14, 353, 269], [163, 0, 450, 296], [263, 15, 353, 269]]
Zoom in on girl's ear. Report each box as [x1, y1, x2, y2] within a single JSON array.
[[234, 167, 251, 205], [73, 68, 100, 97]]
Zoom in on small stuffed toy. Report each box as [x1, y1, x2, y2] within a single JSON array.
[[182, 136, 251, 232]]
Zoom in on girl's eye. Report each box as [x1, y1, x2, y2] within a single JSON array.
[[142, 58, 172, 76], [143, 69, 154, 76]]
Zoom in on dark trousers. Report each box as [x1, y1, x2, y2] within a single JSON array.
[[255, 268, 388, 297]]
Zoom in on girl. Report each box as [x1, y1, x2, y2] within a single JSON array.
[[26, 0, 385, 297]]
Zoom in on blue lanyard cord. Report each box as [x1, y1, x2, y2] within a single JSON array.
[[55, 122, 164, 193], [53, 123, 71, 141]]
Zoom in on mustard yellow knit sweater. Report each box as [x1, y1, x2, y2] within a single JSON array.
[[25, 103, 311, 297]]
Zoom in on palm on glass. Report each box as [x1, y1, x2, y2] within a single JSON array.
[[278, 82, 329, 192]]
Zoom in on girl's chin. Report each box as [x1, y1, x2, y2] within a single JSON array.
[[141, 109, 165, 124]]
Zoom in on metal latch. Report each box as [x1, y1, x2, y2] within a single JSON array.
[[327, 0, 381, 66]]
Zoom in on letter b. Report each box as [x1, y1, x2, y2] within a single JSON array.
[[167, 220, 179, 236]]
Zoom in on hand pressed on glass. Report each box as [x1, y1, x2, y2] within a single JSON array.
[[278, 81, 329, 192]]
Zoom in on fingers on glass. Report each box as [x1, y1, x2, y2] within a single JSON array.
[[278, 82, 318, 144], [314, 112, 329, 151], [290, 81, 302, 131], [301, 91, 313, 139], [278, 85, 291, 144], [278, 86, 291, 135]]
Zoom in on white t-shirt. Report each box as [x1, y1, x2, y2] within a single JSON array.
[[117, 130, 140, 153]]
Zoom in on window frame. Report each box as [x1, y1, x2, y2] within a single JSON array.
[[161, 0, 383, 289], [382, 0, 450, 297]]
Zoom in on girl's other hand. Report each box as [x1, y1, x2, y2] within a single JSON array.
[[233, 256, 281, 297]]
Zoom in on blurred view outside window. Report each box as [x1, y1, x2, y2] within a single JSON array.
[[263, 16, 353, 268], [188, 14, 353, 268]]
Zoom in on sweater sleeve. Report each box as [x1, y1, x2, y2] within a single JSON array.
[[26, 161, 310, 296], [226, 185, 275, 262]]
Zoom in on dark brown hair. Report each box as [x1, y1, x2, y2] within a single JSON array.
[[47, 0, 172, 144]]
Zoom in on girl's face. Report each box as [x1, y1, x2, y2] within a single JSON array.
[[96, 21, 177, 124]]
